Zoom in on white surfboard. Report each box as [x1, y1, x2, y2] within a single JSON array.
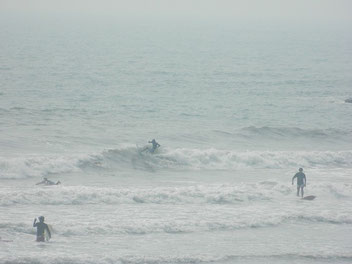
[[44, 224, 53, 241]]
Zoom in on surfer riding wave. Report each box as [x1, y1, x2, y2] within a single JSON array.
[[140, 139, 161, 154]]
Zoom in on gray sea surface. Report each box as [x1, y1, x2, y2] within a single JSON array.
[[1, 16, 352, 264]]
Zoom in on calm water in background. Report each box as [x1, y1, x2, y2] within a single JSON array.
[[1, 16, 352, 263]]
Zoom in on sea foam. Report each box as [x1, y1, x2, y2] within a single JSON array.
[[2, 148, 352, 179]]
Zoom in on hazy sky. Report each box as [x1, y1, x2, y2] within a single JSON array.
[[1, 0, 352, 25]]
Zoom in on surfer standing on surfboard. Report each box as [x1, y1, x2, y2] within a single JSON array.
[[148, 139, 160, 153], [33, 216, 51, 242], [292, 168, 306, 197]]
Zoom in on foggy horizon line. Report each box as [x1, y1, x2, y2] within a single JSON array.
[[1, 0, 352, 26]]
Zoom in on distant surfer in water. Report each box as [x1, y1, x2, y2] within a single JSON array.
[[33, 216, 51, 242], [36, 178, 61, 186], [148, 139, 160, 153], [292, 168, 306, 197]]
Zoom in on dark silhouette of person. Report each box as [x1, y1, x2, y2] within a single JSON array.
[[292, 168, 306, 197], [148, 139, 160, 153], [36, 178, 61, 185], [33, 216, 51, 242]]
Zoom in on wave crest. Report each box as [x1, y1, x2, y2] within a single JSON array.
[[0, 156, 82, 179], [90, 147, 352, 170], [1, 182, 351, 206], [1, 148, 352, 179]]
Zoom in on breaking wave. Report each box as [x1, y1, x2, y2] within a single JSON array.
[[0, 155, 83, 179], [2, 254, 352, 264], [1, 182, 351, 206], [1, 206, 351, 237], [1, 147, 352, 179], [85, 147, 352, 171]]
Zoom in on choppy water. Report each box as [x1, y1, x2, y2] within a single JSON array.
[[1, 16, 352, 264]]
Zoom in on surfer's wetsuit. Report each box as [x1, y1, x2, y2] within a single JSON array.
[[33, 218, 50, 242], [292, 171, 306, 197], [148, 139, 160, 153]]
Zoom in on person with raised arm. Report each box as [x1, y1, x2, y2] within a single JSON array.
[[292, 168, 306, 197], [33, 216, 51, 242]]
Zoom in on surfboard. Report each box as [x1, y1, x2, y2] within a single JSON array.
[[137, 144, 148, 153], [139, 146, 155, 154], [137, 144, 160, 154], [302, 195, 316, 200], [44, 224, 53, 241]]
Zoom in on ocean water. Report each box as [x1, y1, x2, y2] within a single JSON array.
[[1, 17, 352, 264]]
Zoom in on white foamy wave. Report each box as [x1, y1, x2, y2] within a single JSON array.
[[0, 184, 285, 206], [162, 149, 352, 169], [91, 213, 351, 235], [91, 147, 352, 170], [1, 182, 351, 206], [2, 254, 352, 264], [0, 155, 83, 179], [2, 148, 352, 179], [2, 207, 351, 237]]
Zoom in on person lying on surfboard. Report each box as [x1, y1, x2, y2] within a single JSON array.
[[148, 139, 160, 153], [33, 216, 51, 242], [292, 168, 306, 197], [36, 178, 61, 186]]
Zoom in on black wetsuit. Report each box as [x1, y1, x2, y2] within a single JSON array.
[[150, 140, 160, 153], [33, 221, 50, 242], [293, 172, 306, 186], [292, 171, 306, 197]]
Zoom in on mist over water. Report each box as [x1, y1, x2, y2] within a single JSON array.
[[1, 6, 352, 264]]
